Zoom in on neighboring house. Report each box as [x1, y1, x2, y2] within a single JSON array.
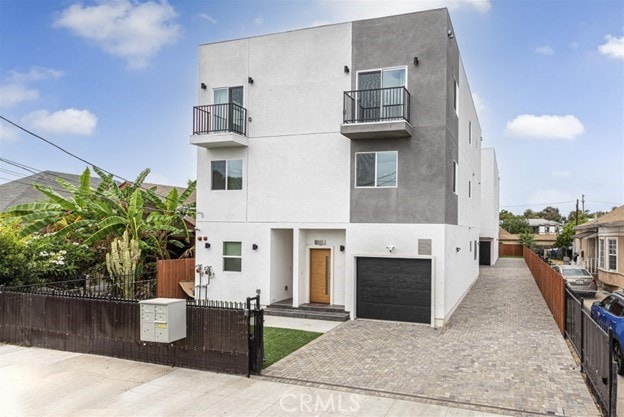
[[527, 218, 562, 234], [190, 8, 499, 327], [0, 171, 103, 212], [574, 205, 624, 289], [498, 227, 558, 249]]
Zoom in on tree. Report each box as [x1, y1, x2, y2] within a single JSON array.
[[518, 232, 535, 248], [501, 215, 531, 234], [499, 209, 515, 222], [523, 209, 536, 218], [555, 222, 575, 248], [536, 206, 563, 222], [5, 167, 196, 273]]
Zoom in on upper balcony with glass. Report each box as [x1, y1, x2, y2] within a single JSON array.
[[190, 86, 249, 148], [340, 68, 413, 140]]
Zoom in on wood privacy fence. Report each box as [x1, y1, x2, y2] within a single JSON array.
[[0, 291, 257, 375], [523, 246, 565, 335], [157, 258, 195, 299], [499, 243, 523, 257]]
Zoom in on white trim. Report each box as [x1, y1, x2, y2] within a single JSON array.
[[355, 65, 409, 90], [599, 238, 605, 269], [222, 241, 242, 272], [354, 151, 398, 189], [608, 237, 618, 272]]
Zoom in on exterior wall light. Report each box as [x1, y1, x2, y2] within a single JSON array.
[[340, 245, 345, 252], [248, 77, 254, 84], [252, 244, 258, 250], [456, 247, 461, 252], [344, 65, 350, 74], [413, 57, 419, 66], [200, 83, 207, 90], [205, 243, 211, 249], [386, 245, 395, 253]]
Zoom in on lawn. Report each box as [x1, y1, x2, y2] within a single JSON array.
[[263, 327, 322, 368]]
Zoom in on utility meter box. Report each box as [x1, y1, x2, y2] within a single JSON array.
[[139, 298, 186, 343]]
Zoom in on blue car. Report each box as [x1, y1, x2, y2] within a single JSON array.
[[591, 291, 624, 375]]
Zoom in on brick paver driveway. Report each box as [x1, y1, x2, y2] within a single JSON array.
[[263, 258, 600, 417]]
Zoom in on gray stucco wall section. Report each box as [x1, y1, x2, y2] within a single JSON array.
[[350, 9, 459, 224]]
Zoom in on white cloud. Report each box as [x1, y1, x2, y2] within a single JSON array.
[[535, 45, 554, 56], [505, 114, 585, 140], [472, 92, 488, 115], [253, 16, 264, 25], [0, 66, 64, 108], [315, 0, 490, 23], [552, 170, 571, 178], [198, 13, 217, 24], [0, 121, 20, 143], [528, 189, 575, 207], [22, 109, 97, 136], [569, 41, 579, 50], [598, 34, 624, 60], [54, 0, 181, 69], [0, 83, 39, 108]]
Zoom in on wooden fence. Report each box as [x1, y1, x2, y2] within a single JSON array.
[[0, 291, 255, 375], [499, 243, 523, 257], [156, 258, 195, 299], [523, 246, 565, 335]]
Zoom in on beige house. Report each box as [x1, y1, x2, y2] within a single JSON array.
[[574, 205, 624, 289]]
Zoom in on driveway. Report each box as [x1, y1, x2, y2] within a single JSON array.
[[263, 258, 600, 417]]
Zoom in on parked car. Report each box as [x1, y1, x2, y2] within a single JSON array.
[[591, 291, 624, 374], [553, 265, 596, 297]]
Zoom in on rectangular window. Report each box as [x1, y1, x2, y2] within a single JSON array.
[[468, 180, 472, 198], [223, 242, 242, 272], [453, 79, 459, 115], [211, 159, 243, 190], [469, 121, 472, 144], [608, 238, 617, 271], [452, 161, 458, 194], [474, 240, 478, 260], [357, 67, 407, 122], [599, 239, 605, 269], [356, 151, 397, 188]]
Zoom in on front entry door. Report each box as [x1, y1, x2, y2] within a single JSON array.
[[310, 249, 331, 304]]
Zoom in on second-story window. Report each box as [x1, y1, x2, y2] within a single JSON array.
[[356, 151, 397, 188], [469, 121, 472, 144], [211, 159, 243, 190]]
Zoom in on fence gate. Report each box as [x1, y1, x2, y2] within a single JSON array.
[[247, 292, 264, 376], [565, 288, 617, 417]]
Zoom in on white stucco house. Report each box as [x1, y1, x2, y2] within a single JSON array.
[[190, 8, 499, 327]]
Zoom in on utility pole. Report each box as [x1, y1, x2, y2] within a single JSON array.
[[581, 194, 585, 214], [575, 199, 579, 226]]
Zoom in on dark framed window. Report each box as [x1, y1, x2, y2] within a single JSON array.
[[211, 159, 243, 190], [223, 241, 242, 272], [355, 151, 397, 188]]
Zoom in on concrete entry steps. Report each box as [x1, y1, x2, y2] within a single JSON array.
[[265, 298, 350, 322]]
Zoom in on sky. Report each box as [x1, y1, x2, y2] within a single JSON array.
[[0, 0, 622, 217]]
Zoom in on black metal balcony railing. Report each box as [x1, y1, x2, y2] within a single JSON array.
[[193, 103, 247, 136], [343, 86, 410, 124]]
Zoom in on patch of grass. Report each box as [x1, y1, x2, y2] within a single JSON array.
[[263, 327, 322, 368]]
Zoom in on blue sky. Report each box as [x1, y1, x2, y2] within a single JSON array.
[[0, 0, 622, 217]]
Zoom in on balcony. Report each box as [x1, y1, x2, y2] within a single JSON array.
[[340, 86, 413, 140], [190, 104, 249, 148]]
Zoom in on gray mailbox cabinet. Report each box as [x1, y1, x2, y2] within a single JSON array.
[[139, 298, 186, 343]]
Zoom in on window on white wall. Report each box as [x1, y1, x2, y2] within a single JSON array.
[[599, 239, 605, 269], [469, 121, 472, 144], [356, 151, 397, 188], [608, 238, 618, 271], [468, 180, 472, 198], [223, 242, 242, 272], [212, 159, 243, 190], [452, 161, 458, 194]]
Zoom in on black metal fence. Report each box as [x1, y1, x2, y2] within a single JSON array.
[[565, 289, 617, 416], [343, 86, 410, 124], [193, 104, 247, 136], [0, 289, 264, 376], [2, 273, 156, 301]]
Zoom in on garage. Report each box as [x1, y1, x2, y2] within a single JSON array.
[[356, 257, 431, 324]]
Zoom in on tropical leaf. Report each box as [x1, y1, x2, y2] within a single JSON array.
[[7, 202, 63, 214], [53, 219, 93, 238], [33, 184, 79, 212], [179, 180, 196, 205]]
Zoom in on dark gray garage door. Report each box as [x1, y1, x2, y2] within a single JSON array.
[[356, 257, 431, 324]]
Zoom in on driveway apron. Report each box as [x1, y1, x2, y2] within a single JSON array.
[[263, 258, 600, 417]]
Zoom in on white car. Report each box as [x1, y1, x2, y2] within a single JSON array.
[[553, 265, 597, 297]]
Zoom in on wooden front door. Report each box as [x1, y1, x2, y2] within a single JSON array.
[[310, 249, 331, 304]]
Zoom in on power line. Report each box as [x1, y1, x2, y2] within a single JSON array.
[[500, 201, 576, 208], [0, 115, 190, 206]]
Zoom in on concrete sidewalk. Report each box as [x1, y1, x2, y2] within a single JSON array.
[[0, 344, 510, 417]]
